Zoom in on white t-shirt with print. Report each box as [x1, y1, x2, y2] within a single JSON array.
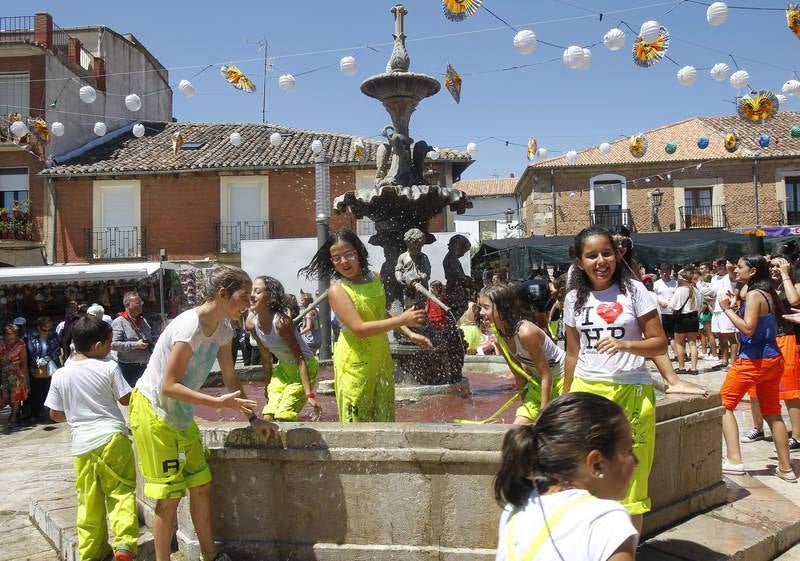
[[669, 286, 702, 314], [136, 309, 233, 429], [496, 489, 638, 561], [44, 357, 131, 456], [652, 278, 677, 315], [563, 280, 657, 385]]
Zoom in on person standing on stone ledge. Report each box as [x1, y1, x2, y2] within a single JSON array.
[[111, 291, 155, 387]]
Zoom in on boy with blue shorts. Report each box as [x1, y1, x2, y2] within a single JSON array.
[[45, 315, 138, 561]]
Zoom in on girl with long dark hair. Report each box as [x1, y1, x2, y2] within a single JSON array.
[[717, 255, 796, 481], [494, 392, 638, 561], [299, 230, 431, 422], [563, 226, 667, 531]]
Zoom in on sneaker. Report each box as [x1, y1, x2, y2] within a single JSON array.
[[773, 466, 798, 483], [789, 436, 800, 451], [686, 369, 700, 375], [740, 428, 765, 443], [114, 550, 134, 561], [722, 460, 746, 475]]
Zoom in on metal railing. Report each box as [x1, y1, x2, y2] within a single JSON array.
[[589, 209, 635, 231], [355, 218, 376, 236], [678, 205, 728, 229], [216, 221, 273, 253], [84, 227, 145, 259], [51, 23, 69, 58], [0, 16, 34, 44]]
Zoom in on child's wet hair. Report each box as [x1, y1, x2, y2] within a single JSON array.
[[203, 265, 251, 302]]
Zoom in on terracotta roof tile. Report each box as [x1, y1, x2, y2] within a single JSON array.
[[454, 177, 517, 197], [42, 122, 472, 176], [527, 111, 800, 170]]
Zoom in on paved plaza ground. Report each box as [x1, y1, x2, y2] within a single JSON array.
[[3, 358, 800, 561]]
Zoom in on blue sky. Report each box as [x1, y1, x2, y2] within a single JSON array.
[[30, 0, 800, 179]]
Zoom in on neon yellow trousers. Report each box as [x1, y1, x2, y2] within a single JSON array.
[[72, 432, 139, 561], [515, 369, 564, 422], [263, 358, 320, 421]]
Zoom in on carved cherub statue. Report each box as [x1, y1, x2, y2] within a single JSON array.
[[395, 228, 431, 309]]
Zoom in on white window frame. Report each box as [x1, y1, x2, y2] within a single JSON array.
[[91, 180, 142, 258], [673, 178, 724, 230], [0, 167, 29, 208], [354, 169, 376, 235], [219, 175, 270, 253], [589, 173, 628, 227]]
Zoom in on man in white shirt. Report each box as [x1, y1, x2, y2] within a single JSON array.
[[710, 258, 739, 367], [653, 263, 678, 354]]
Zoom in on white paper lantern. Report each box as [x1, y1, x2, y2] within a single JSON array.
[[513, 29, 537, 55], [132, 123, 145, 138], [777, 94, 789, 106], [677, 66, 697, 86], [269, 132, 283, 147], [578, 48, 592, 70], [429, 147, 440, 160], [311, 139, 323, 154], [229, 132, 242, 147], [599, 142, 612, 155], [93, 122, 107, 136], [706, 2, 729, 26], [125, 93, 142, 112], [9, 120, 28, 138], [639, 21, 661, 43], [565, 150, 578, 163], [79, 85, 97, 104], [730, 70, 750, 89], [536, 148, 548, 159], [782, 79, 800, 96], [466, 142, 478, 156], [279, 74, 296, 93], [603, 28, 626, 51], [562, 45, 585, 70], [50, 121, 64, 137], [710, 63, 730, 81], [339, 56, 358, 76], [178, 79, 195, 97]]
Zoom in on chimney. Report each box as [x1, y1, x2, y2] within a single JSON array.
[[67, 37, 82, 66], [509, 172, 515, 178], [34, 13, 53, 50], [93, 57, 106, 92]]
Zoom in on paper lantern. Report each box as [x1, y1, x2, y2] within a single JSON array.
[[777, 94, 789, 106], [536, 148, 548, 159], [565, 150, 578, 163], [599, 142, 611, 155], [513, 29, 537, 55], [562, 45, 585, 70], [311, 139, 323, 154], [759, 134, 770, 148], [429, 147, 440, 160], [578, 48, 592, 70], [132, 123, 145, 138], [339, 56, 358, 76], [229, 132, 242, 147], [79, 85, 97, 104], [792, 126, 800, 138], [677, 66, 697, 86], [697, 136, 710, 149], [729, 70, 750, 89], [178, 79, 195, 97], [9, 120, 27, 138], [51, 121, 64, 137], [710, 63, 730, 81], [639, 20, 661, 43], [466, 142, 478, 156], [706, 2, 729, 26], [269, 132, 283, 147], [603, 28, 626, 51], [724, 130, 739, 153], [782, 79, 800, 96], [93, 122, 107, 136], [665, 142, 677, 154], [125, 93, 142, 112], [279, 74, 296, 93]]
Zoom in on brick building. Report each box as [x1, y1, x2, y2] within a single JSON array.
[[0, 12, 171, 265], [452, 177, 521, 243], [41, 122, 472, 264], [516, 111, 800, 236]]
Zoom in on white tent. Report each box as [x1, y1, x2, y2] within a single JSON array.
[[0, 262, 163, 286]]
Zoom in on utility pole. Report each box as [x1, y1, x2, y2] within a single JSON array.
[[260, 39, 269, 123]]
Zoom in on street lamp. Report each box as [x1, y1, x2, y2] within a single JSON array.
[[312, 139, 332, 360], [649, 188, 664, 230]]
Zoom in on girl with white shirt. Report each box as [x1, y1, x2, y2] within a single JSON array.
[[494, 392, 638, 561], [669, 269, 702, 375], [563, 226, 667, 532]]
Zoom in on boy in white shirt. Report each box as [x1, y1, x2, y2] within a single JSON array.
[[45, 315, 138, 561]]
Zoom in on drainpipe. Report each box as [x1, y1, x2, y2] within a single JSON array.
[[753, 158, 760, 228], [550, 169, 557, 235], [46, 177, 56, 264]]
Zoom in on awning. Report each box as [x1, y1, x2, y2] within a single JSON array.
[[0, 262, 162, 286]]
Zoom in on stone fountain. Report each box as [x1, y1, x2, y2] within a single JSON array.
[[334, 4, 472, 386]]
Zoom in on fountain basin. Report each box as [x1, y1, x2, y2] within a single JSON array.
[[137, 391, 725, 561], [361, 72, 441, 103]]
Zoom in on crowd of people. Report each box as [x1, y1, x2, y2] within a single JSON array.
[[6, 224, 800, 561]]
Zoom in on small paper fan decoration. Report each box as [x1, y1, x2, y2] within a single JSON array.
[[527, 137, 537, 161], [29, 117, 49, 144], [632, 26, 670, 68], [442, 0, 482, 22], [353, 137, 365, 162], [788, 3, 800, 40], [171, 130, 184, 155], [445, 64, 462, 103], [629, 134, 648, 158], [724, 129, 739, 153], [736, 90, 780, 124], [220, 65, 256, 93]]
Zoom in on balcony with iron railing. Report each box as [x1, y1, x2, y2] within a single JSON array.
[[678, 205, 728, 229], [215, 221, 273, 253], [0, 15, 96, 73], [84, 227, 145, 260], [0, 16, 34, 44], [589, 209, 636, 232]]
